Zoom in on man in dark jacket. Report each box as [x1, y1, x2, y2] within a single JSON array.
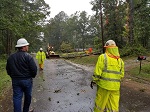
[[6, 38, 37, 112]]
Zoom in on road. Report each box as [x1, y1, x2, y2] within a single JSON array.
[[31, 59, 96, 112], [0, 58, 150, 112]]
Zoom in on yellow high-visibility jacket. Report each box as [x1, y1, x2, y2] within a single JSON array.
[[36, 51, 46, 64], [93, 53, 124, 90]]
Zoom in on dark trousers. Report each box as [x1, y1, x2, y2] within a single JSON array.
[[12, 79, 33, 112]]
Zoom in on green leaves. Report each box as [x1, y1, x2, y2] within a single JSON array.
[[60, 41, 73, 53], [134, 0, 150, 48], [0, 0, 50, 54]]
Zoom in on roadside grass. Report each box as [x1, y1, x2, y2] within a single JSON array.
[[0, 60, 11, 95], [129, 63, 150, 81], [60, 52, 86, 58], [67, 55, 99, 66]]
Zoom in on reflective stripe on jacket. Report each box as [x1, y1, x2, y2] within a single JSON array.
[[93, 53, 124, 90], [36, 51, 46, 64]]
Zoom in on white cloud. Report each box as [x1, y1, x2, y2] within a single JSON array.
[[44, 0, 94, 18]]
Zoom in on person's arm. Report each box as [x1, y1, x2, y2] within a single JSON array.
[[43, 52, 46, 60], [120, 58, 125, 79], [6, 58, 11, 76], [90, 54, 104, 89], [92, 54, 104, 82], [28, 55, 37, 78], [36, 52, 39, 59]]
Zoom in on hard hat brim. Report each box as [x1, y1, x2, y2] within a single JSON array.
[[104, 45, 117, 48], [15, 43, 29, 47]]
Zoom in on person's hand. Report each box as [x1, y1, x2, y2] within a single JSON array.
[[90, 81, 96, 89]]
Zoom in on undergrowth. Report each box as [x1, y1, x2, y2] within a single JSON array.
[[0, 58, 11, 95]]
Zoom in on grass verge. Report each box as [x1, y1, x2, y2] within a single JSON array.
[[129, 63, 150, 81], [67, 55, 99, 66], [0, 60, 11, 96]]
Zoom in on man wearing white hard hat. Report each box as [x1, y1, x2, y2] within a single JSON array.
[[6, 38, 37, 112], [36, 47, 46, 70], [91, 40, 124, 112]]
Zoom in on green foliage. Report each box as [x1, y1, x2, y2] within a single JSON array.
[[44, 11, 93, 52], [0, 43, 5, 54], [134, 0, 150, 48], [0, 0, 50, 54], [44, 11, 69, 51], [0, 54, 7, 61], [0, 60, 11, 95], [120, 44, 147, 56], [60, 41, 74, 53], [0, 71, 11, 95], [94, 36, 101, 50], [1, 0, 150, 57]]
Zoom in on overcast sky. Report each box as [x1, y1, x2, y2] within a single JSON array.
[[44, 0, 94, 18]]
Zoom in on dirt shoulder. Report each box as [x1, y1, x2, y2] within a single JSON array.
[[122, 58, 150, 94]]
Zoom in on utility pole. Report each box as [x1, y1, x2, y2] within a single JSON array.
[[99, 0, 105, 53]]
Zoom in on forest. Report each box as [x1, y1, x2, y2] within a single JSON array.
[[0, 0, 150, 57]]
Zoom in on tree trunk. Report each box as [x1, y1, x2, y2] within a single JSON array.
[[99, 0, 104, 53], [128, 0, 134, 45], [6, 29, 12, 55]]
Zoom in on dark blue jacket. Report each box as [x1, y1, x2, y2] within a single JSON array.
[[6, 50, 37, 79]]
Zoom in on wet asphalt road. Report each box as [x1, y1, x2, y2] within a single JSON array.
[[31, 59, 96, 112]]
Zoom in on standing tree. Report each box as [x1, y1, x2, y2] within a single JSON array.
[[134, 0, 150, 48], [0, 0, 50, 55]]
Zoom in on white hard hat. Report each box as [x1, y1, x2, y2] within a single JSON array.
[[104, 40, 116, 47], [15, 38, 29, 47], [40, 48, 43, 50]]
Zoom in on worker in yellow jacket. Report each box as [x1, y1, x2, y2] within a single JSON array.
[[36, 48, 46, 70], [91, 40, 124, 112]]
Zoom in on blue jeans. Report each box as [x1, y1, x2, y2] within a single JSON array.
[[12, 79, 33, 112]]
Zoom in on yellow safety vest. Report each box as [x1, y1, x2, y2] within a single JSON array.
[[93, 53, 124, 90], [36, 51, 46, 64]]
